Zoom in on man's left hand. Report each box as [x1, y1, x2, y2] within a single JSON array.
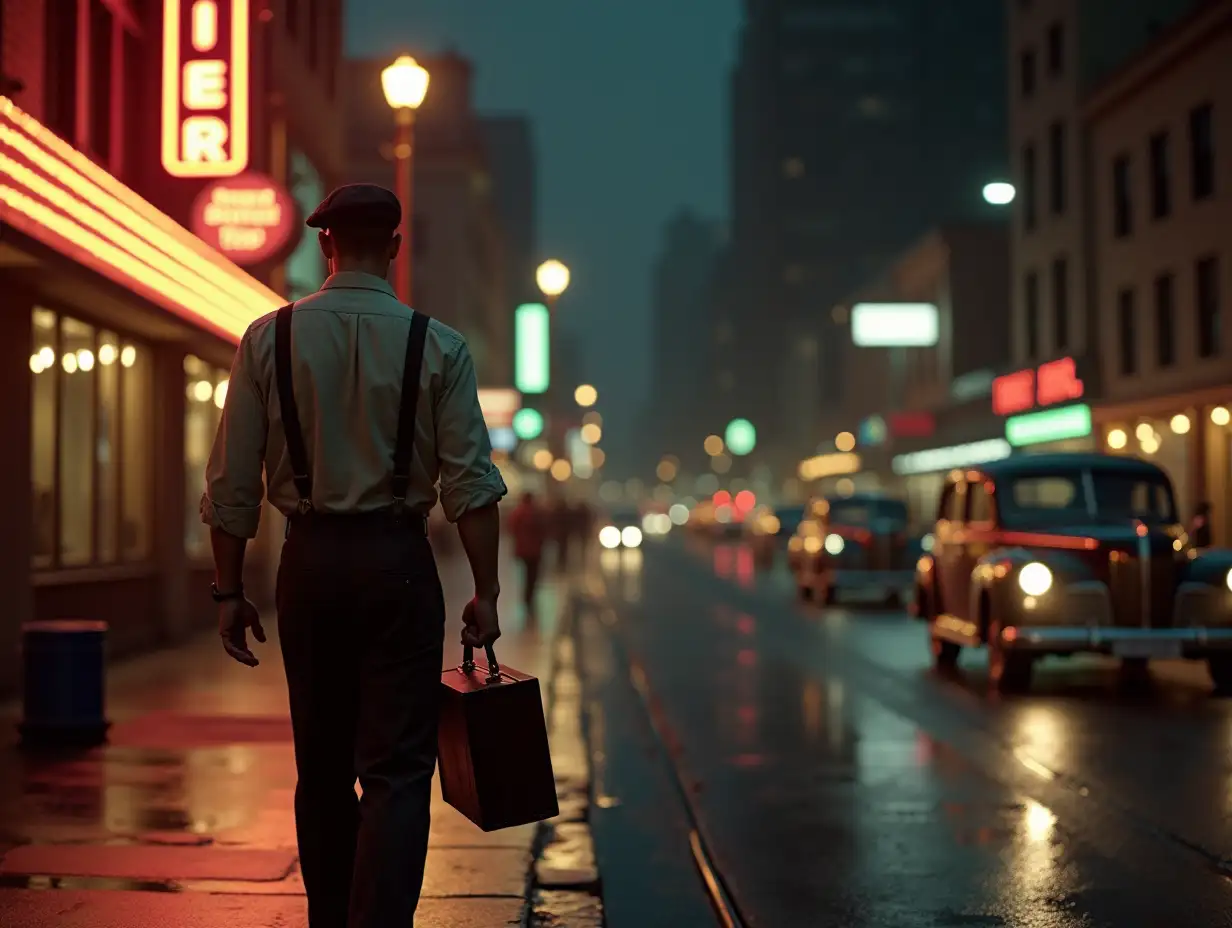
[[219, 597, 266, 667]]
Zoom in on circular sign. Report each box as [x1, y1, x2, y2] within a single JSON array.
[[191, 173, 297, 266], [512, 408, 544, 441], [725, 418, 756, 456]]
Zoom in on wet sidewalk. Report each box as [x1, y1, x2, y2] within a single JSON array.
[[0, 551, 570, 927]]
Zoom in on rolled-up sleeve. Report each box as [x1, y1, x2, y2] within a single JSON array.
[[200, 327, 268, 538], [435, 338, 508, 522]]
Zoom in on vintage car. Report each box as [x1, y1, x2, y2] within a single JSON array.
[[789, 493, 918, 605], [913, 453, 1232, 693]]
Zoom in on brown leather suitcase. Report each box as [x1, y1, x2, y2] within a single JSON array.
[[437, 644, 559, 831]]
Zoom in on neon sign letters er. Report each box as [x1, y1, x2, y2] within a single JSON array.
[[162, 0, 250, 177], [992, 356, 1084, 416]]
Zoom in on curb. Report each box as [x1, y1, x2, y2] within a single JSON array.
[[522, 593, 605, 927]]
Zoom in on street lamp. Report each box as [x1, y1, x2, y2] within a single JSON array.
[[982, 181, 1016, 205], [382, 55, 430, 304], [537, 260, 571, 304], [574, 384, 598, 407], [536, 259, 570, 455]]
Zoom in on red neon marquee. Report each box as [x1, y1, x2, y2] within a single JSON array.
[[992, 356, 1084, 416], [0, 95, 281, 343]]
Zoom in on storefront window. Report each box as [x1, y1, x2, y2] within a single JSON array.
[[59, 317, 96, 565], [31, 310, 57, 567], [184, 355, 229, 558], [121, 342, 152, 560], [30, 309, 152, 568]]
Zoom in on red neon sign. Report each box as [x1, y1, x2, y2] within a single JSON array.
[[887, 411, 935, 438], [190, 172, 295, 265], [992, 357, 1084, 416], [162, 0, 250, 178]]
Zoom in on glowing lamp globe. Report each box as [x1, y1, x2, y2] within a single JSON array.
[[537, 260, 571, 298], [382, 56, 430, 110], [725, 418, 757, 457]]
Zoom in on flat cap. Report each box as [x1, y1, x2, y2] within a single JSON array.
[[305, 183, 401, 231]]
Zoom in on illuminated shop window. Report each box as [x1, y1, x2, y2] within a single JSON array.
[[184, 355, 230, 558], [30, 308, 151, 569]]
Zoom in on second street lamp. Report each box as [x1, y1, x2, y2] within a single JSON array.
[[537, 259, 570, 453], [381, 55, 430, 304]]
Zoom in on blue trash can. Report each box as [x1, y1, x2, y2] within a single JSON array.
[[19, 620, 111, 748]]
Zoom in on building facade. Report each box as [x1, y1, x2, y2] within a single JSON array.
[[1006, 0, 1226, 529], [727, 0, 1008, 467], [649, 210, 724, 474], [814, 223, 1012, 523], [1085, 0, 1232, 535], [0, 0, 344, 694], [480, 115, 538, 311], [344, 53, 511, 388]]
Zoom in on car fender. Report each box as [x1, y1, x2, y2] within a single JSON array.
[[969, 547, 1099, 636], [1181, 549, 1232, 587]]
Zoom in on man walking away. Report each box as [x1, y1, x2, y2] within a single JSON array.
[[506, 491, 548, 608], [201, 183, 507, 928]]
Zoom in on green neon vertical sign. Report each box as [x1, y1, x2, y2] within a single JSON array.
[[515, 303, 550, 394]]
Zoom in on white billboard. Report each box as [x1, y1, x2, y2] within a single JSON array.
[[851, 303, 939, 347], [891, 438, 1011, 476]]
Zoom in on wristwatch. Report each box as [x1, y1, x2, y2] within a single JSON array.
[[211, 583, 245, 603]]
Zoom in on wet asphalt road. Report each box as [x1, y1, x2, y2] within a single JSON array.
[[580, 536, 1232, 928]]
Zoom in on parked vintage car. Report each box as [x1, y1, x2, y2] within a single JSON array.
[[913, 453, 1232, 692], [789, 493, 918, 605]]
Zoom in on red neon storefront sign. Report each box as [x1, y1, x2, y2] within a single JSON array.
[[162, 0, 250, 178], [992, 356, 1084, 416]]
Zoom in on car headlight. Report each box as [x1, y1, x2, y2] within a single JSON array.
[[598, 525, 621, 549], [824, 534, 845, 555], [621, 526, 643, 548], [1225, 567, 1232, 593], [1018, 562, 1053, 596]]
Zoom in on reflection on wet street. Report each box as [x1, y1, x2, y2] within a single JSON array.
[[581, 537, 1232, 927]]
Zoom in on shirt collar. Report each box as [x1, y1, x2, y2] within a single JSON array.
[[320, 271, 397, 298]]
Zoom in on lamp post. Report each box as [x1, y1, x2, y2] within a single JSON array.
[[381, 55, 430, 304], [537, 260, 570, 453]]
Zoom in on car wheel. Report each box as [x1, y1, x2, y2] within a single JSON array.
[[1207, 656, 1232, 694], [988, 621, 1033, 693], [930, 633, 960, 672]]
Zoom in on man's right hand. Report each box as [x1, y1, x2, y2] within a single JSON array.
[[461, 596, 501, 649]]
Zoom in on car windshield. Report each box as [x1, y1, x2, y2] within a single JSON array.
[[606, 508, 639, 526], [828, 498, 908, 526], [999, 469, 1177, 526]]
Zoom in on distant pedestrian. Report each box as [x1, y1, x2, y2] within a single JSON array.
[[1191, 501, 1213, 548], [507, 492, 548, 606], [570, 500, 595, 558], [201, 183, 507, 927]]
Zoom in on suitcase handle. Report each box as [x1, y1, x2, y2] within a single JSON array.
[[462, 644, 501, 683]]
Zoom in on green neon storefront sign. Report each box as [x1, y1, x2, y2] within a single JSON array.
[[1005, 403, 1093, 447]]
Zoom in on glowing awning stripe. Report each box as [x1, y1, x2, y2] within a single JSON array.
[[0, 96, 281, 343]]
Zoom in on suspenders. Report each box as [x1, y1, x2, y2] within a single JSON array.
[[273, 302, 432, 519]]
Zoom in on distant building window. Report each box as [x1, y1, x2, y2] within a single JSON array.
[[1020, 48, 1036, 98], [1196, 255, 1220, 359], [1113, 154, 1132, 238], [1117, 289, 1136, 375], [1189, 103, 1214, 200], [43, 2, 78, 140], [1024, 271, 1040, 359], [1022, 142, 1037, 231], [88, 0, 114, 164], [1155, 273, 1175, 367], [1051, 256, 1069, 351], [1048, 120, 1066, 215], [307, 0, 320, 68], [1046, 22, 1064, 75], [1149, 131, 1171, 219]]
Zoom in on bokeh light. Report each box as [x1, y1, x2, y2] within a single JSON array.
[[574, 384, 598, 407], [703, 434, 724, 456]]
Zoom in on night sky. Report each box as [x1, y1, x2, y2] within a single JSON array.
[[345, 0, 741, 435]]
